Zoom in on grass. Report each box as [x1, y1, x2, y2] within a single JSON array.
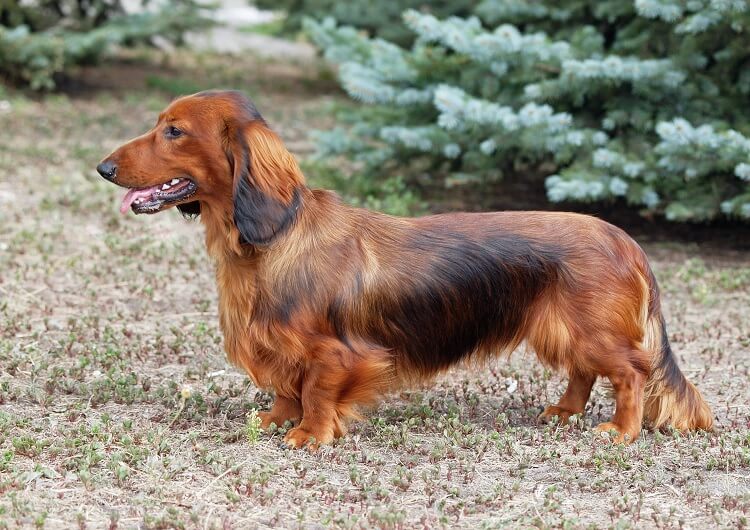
[[0, 48, 749, 529], [238, 19, 287, 37]]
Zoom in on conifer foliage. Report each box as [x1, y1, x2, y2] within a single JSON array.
[[0, 1, 208, 90], [252, 0, 474, 45], [305, 0, 750, 221]]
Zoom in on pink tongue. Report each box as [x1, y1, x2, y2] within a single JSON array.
[[120, 186, 160, 214]]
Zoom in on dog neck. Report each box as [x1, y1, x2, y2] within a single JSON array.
[[199, 186, 308, 260], [198, 187, 316, 370]]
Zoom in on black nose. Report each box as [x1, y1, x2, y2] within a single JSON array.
[[97, 160, 117, 181]]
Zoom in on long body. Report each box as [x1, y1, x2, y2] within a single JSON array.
[[98, 90, 713, 448], [210, 189, 712, 445]]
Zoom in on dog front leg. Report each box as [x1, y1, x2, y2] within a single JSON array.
[[280, 337, 391, 450], [283, 358, 338, 449], [259, 394, 302, 429]]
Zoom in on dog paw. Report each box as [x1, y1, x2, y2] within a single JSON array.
[[283, 426, 333, 450], [594, 422, 639, 444], [538, 405, 578, 424]]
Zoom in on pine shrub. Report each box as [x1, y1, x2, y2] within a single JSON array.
[[0, 1, 210, 90], [305, 0, 750, 221], [251, 0, 474, 46]]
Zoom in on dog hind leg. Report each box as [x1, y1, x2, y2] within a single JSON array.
[[539, 370, 596, 424]]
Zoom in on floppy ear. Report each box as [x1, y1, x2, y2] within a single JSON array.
[[227, 121, 304, 246]]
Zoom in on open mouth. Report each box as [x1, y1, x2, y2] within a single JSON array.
[[120, 178, 197, 215]]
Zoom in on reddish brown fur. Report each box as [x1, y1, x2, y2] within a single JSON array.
[[99, 91, 713, 448]]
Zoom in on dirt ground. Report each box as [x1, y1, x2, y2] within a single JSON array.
[[1, 50, 749, 529]]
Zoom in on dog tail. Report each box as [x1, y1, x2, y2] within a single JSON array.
[[641, 271, 713, 431]]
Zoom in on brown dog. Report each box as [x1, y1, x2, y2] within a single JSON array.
[[98, 90, 712, 448]]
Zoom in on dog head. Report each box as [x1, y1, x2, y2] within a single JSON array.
[[97, 90, 304, 245]]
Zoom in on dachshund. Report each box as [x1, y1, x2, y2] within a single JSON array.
[[97, 90, 713, 448]]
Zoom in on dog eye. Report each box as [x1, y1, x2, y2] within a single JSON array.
[[165, 126, 183, 139]]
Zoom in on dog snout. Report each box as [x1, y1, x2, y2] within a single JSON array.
[[97, 159, 117, 181]]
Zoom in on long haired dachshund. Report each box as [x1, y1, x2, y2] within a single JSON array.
[[97, 90, 713, 448]]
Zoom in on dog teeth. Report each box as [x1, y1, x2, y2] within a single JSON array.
[[162, 183, 170, 190], [170, 179, 180, 185]]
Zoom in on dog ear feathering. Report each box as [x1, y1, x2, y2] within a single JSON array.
[[225, 113, 305, 246]]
